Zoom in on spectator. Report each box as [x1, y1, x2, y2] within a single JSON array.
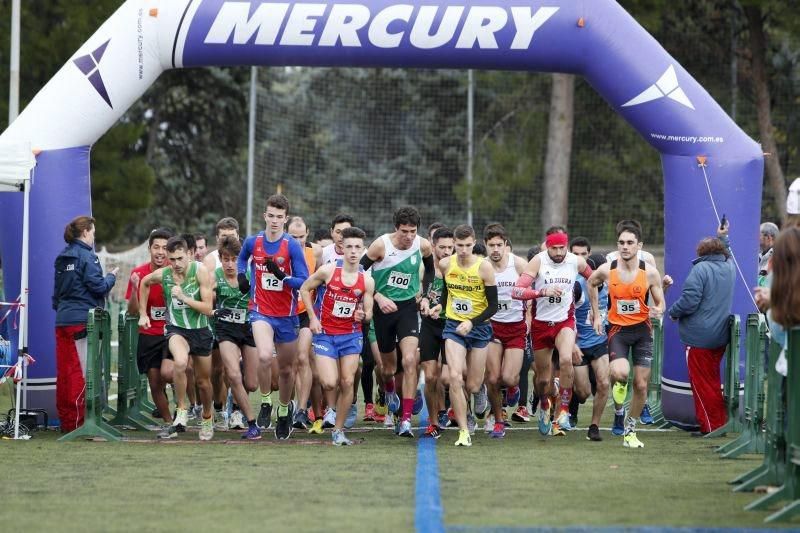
[[52, 216, 118, 433], [767, 227, 800, 377], [668, 221, 735, 436], [758, 222, 779, 285], [786, 178, 800, 229]]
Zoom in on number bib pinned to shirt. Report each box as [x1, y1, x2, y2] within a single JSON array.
[[387, 271, 411, 289], [150, 307, 166, 321], [332, 301, 356, 318], [261, 273, 284, 291], [616, 299, 640, 315], [219, 308, 247, 324]]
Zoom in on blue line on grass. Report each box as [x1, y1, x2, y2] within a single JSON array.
[[415, 399, 444, 533], [446, 526, 782, 532]]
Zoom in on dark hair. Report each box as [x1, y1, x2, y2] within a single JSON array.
[[570, 236, 591, 252], [545, 225, 567, 236], [314, 228, 332, 242], [331, 213, 355, 228], [215, 217, 239, 236], [266, 194, 290, 213], [166, 236, 189, 254], [217, 235, 242, 258], [193, 233, 207, 244], [341, 227, 366, 240], [616, 219, 643, 236], [453, 224, 475, 240], [433, 227, 454, 242], [527, 246, 538, 261], [483, 223, 508, 243], [428, 221, 445, 239], [771, 227, 800, 327], [586, 253, 607, 270], [180, 233, 196, 252], [472, 242, 487, 257], [617, 225, 641, 242], [148, 227, 173, 247], [63, 215, 95, 243], [393, 206, 420, 229], [287, 216, 307, 231], [696, 237, 729, 259]]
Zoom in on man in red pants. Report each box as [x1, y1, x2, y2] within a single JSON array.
[[668, 221, 735, 435]]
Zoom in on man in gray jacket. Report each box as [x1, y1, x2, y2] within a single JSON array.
[[668, 221, 735, 435]]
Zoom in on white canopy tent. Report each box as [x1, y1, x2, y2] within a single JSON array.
[[0, 141, 36, 439]]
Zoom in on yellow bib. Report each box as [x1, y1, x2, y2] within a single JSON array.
[[445, 258, 487, 321]]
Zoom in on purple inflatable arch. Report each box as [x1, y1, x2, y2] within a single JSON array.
[[0, 0, 763, 426]]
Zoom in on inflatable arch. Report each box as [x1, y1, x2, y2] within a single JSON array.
[[0, 0, 763, 427]]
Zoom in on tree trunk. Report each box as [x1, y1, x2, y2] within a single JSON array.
[[541, 73, 575, 231], [744, 4, 786, 219]]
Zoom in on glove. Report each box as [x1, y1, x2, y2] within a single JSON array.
[[214, 308, 233, 320], [237, 273, 250, 294], [265, 258, 287, 281]]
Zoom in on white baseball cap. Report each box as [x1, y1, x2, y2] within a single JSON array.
[[789, 178, 800, 215]]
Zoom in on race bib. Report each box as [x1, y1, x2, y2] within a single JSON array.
[[453, 298, 473, 315], [171, 297, 188, 310], [497, 300, 511, 312], [149, 306, 166, 321], [387, 271, 412, 289], [616, 299, 640, 315], [261, 273, 284, 292], [332, 301, 356, 318], [219, 308, 246, 324]]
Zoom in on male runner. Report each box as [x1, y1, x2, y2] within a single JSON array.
[[238, 194, 309, 440], [484, 223, 527, 438], [194, 233, 209, 261], [512, 228, 592, 435], [139, 237, 215, 440], [126, 228, 174, 426], [360, 207, 434, 438], [300, 227, 374, 445], [588, 224, 665, 448], [440, 225, 497, 446]]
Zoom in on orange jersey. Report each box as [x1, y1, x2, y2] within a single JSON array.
[[296, 244, 317, 315], [607, 260, 650, 326]]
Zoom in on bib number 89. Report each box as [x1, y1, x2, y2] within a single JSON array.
[[548, 296, 562, 304]]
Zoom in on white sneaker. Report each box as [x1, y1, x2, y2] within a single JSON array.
[[229, 409, 246, 429], [484, 414, 495, 434], [174, 408, 189, 429], [199, 416, 214, 441], [384, 412, 395, 428], [214, 408, 229, 430], [467, 413, 477, 435], [322, 407, 337, 429], [473, 385, 489, 416]]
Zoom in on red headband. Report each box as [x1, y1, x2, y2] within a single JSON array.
[[545, 233, 569, 248]]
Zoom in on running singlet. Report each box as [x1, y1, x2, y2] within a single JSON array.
[[321, 243, 343, 265], [445, 258, 487, 322], [248, 232, 300, 317], [607, 260, 650, 327], [319, 261, 366, 335], [214, 267, 249, 324], [162, 261, 209, 329], [575, 277, 608, 348], [296, 244, 317, 315], [371, 235, 422, 301], [533, 251, 579, 323], [127, 262, 166, 336], [493, 255, 524, 323]]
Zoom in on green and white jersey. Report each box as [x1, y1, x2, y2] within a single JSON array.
[[371, 234, 422, 301], [214, 267, 249, 324], [162, 261, 209, 330]]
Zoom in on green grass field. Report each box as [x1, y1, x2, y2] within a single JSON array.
[[1, 385, 798, 532]]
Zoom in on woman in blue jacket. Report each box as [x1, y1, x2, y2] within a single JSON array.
[[52, 216, 117, 432]]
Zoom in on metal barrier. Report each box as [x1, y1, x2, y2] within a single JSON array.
[[705, 314, 741, 438]]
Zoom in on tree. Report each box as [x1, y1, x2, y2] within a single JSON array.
[[541, 74, 575, 230]]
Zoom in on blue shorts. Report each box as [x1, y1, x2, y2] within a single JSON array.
[[313, 332, 363, 360], [249, 311, 299, 344], [442, 319, 493, 350]]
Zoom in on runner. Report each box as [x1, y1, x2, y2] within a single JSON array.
[[440, 225, 497, 447], [511, 227, 593, 436], [138, 236, 215, 440], [194, 233, 209, 261], [238, 194, 310, 440], [300, 227, 374, 445], [483, 223, 527, 438], [588, 224, 666, 448]]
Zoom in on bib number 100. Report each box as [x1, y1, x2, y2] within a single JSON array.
[[388, 271, 411, 289]]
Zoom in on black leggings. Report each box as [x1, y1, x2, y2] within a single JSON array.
[[518, 338, 533, 405], [360, 327, 375, 405]]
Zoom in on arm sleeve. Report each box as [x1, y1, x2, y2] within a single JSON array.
[[285, 239, 309, 290], [668, 266, 704, 318], [470, 286, 498, 326], [359, 254, 376, 271], [83, 254, 115, 297], [440, 281, 449, 312], [421, 254, 435, 295], [238, 236, 254, 274], [511, 273, 539, 300]]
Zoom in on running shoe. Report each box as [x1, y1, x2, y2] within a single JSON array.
[[556, 409, 574, 431], [214, 408, 229, 431], [640, 403, 654, 425], [173, 408, 189, 432], [623, 431, 644, 448], [484, 414, 495, 434], [151, 408, 161, 419], [293, 408, 310, 430], [384, 412, 395, 429], [467, 413, 477, 435], [612, 381, 628, 405], [386, 391, 401, 414], [537, 407, 552, 436], [157, 424, 179, 439], [257, 403, 273, 430], [344, 404, 358, 429], [322, 408, 336, 429], [374, 412, 386, 424], [501, 409, 512, 428], [511, 406, 531, 423], [308, 419, 324, 435], [274, 402, 294, 440], [363, 403, 377, 422], [412, 390, 424, 415], [199, 416, 214, 441], [398, 419, 414, 438], [437, 410, 449, 429], [332, 428, 353, 446], [473, 384, 489, 418], [490, 422, 506, 439], [189, 404, 202, 421], [375, 391, 388, 416], [505, 386, 521, 407], [612, 411, 625, 436], [454, 429, 472, 447], [424, 424, 442, 439], [570, 413, 578, 429], [308, 408, 316, 422], [586, 424, 602, 442], [446, 408, 458, 428], [550, 422, 566, 437], [229, 409, 246, 430], [241, 424, 262, 440]]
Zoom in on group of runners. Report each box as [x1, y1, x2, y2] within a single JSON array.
[[126, 194, 670, 447]]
